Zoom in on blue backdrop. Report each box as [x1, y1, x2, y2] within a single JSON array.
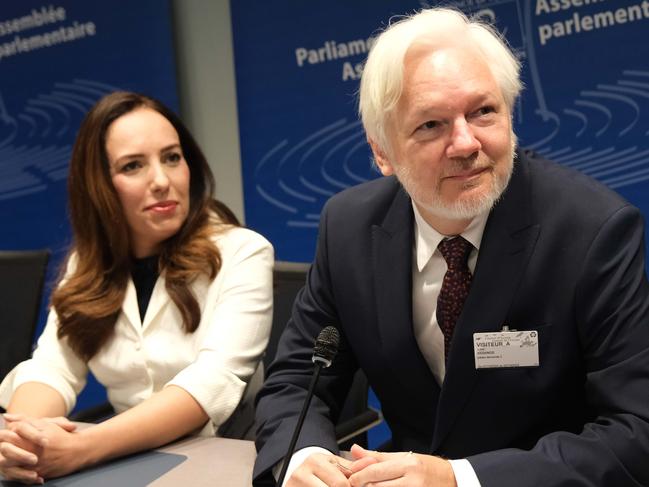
[[231, 0, 649, 264], [0, 0, 179, 409]]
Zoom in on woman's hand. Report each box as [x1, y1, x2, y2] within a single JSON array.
[[0, 421, 43, 484], [1, 413, 83, 482]]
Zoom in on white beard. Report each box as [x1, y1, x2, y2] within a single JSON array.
[[393, 136, 517, 221]]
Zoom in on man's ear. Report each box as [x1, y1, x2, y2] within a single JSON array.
[[368, 138, 394, 176]]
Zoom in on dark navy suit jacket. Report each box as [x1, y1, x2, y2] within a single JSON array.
[[254, 151, 649, 486]]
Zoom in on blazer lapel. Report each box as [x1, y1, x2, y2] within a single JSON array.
[[142, 275, 170, 330], [372, 185, 441, 405], [431, 157, 541, 451], [122, 278, 142, 332]]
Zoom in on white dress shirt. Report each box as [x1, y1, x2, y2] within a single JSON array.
[[0, 224, 274, 434], [411, 203, 487, 385]]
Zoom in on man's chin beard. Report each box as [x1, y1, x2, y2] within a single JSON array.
[[399, 158, 514, 222], [414, 185, 504, 221]]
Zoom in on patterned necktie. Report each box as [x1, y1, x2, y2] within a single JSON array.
[[437, 236, 473, 363]]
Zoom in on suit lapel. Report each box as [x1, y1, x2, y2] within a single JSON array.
[[372, 184, 441, 405], [431, 156, 541, 451]]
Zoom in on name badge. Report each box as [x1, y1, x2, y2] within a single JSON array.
[[473, 330, 539, 369]]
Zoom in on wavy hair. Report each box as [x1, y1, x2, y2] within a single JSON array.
[[359, 7, 522, 153], [52, 91, 239, 362]]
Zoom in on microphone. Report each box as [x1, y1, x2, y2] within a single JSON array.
[[276, 326, 340, 487], [312, 325, 340, 368]]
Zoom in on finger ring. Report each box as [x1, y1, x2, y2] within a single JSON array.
[[329, 458, 352, 473]]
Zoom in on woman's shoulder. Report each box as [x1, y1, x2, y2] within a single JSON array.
[[56, 250, 79, 281], [208, 216, 273, 257]]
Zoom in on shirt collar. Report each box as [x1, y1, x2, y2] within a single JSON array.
[[412, 202, 490, 272]]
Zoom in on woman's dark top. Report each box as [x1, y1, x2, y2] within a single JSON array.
[[131, 255, 159, 323]]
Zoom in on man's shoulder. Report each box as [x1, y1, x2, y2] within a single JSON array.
[[316, 176, 410, 239], [326, 175, 403, 212], [519, 149, 631, 212]]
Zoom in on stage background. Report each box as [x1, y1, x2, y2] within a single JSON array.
[[231, 0, 649, 263], [231, 0, 649, 444], [0, 0, 179, 410]]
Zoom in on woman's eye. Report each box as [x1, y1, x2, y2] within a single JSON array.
[[121, 161, 141, 173], [165, 152, 182, 164]]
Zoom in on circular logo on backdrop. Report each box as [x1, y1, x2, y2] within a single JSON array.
[[0, 79, 119, 202]]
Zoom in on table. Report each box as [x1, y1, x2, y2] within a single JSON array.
[[0, 418, 257, 486], [152, 435, 256, 486]]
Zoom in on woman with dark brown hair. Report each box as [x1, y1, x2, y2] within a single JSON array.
[[0, 92, 273, 483]]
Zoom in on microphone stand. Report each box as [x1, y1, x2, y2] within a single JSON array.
[[276, 326, 339, 487], [276, 360, 324, 487]]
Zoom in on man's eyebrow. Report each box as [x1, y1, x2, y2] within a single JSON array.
[[462, 90, 499, 105]]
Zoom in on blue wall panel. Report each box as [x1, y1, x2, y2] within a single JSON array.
[[0, 0, 179, 410], [232, 0, 649, 263]]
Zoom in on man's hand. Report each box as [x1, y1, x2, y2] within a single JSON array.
[[348, 444, 458, 487], [1, 413, 82, 482], [286, 451, 377, 487]]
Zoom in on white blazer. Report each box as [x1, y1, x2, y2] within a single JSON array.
[[0, 224, 274, 433]]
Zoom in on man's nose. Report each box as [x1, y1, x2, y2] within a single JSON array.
[[446, 119, 481, 159]]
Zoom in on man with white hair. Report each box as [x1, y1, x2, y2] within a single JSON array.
[[253, 7, 649, 487]]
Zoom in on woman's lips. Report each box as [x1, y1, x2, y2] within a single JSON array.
[[145, 201, 178, 214]]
